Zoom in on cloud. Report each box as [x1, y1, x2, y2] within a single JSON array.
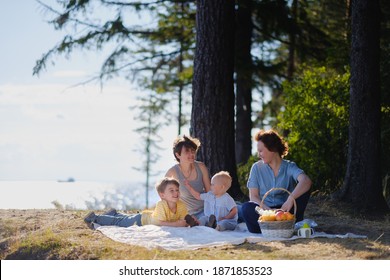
[[0, 83, 134, 179], [0, 82, 178, 181]]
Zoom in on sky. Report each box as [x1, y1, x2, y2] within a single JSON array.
[[0, 1, 180, 182]]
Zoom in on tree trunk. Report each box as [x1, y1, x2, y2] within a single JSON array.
[[287, 0, 298, 80], [235, 0, 253, 165], [341, 0, 388, 211], [191, 0, 243, 199]]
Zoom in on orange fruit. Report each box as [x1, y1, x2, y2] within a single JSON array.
[[284, 212, 295, 221], [260, 214, 276, 221]]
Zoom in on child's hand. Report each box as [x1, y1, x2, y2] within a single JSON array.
[[183, 180, 201, 200], [177, 219, 188, 227], [183, 179, 191, 188]]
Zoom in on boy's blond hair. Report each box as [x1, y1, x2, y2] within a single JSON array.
[[155, 177, 180, 194], [212, 171, 232, 190]]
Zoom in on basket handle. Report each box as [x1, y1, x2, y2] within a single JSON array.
[[259, 187, 297, 216]]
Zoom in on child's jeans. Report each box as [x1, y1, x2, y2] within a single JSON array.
[[198, 216, 237, 231], [217, 219, 237, 231], [95, 212, 142, 227]]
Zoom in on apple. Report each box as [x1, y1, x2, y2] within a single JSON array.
[[275, 211, 286, 221]]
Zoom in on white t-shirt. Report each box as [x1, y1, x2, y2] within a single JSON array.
[[200, 191, 238, 221]]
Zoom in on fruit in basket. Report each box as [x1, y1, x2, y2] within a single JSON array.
[[257, 208, 295, 222], [261, 214, 276, 221], [274, 210, 295, 221], [284, 212, 295, 221], [258, 209, 276, 221], [275, 211, 286, 221]]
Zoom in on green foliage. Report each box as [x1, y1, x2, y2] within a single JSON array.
[[298, 0, 350, 69], [237, 155, 259, 198], [277, 66, 350, 193], [35, 0, 196, 133], [251, 0, 342, 129]]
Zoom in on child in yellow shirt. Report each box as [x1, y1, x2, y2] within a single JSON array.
[[84, 177, 193, 228]]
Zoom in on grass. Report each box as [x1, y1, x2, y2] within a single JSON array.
[[0, 197, 389, 260]]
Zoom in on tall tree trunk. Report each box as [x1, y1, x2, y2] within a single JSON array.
[[235, 0, 253, 165], [191, 0, 243, 199], [177, 1, 186, 136], [341, 0, 388, 211], [287, 0, 298, 80], [178, 44, 184, 135]]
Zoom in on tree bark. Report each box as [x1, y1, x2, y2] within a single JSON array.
[[287, 0, 298, 80], [341, 0, 388, 211], [235, 0, 253, 165], [191, 0, 243, 199]]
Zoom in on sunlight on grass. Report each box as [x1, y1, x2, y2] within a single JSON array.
[[1, 206, 389, 260]]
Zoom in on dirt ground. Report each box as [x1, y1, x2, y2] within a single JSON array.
[[0, 196, 389, 259]]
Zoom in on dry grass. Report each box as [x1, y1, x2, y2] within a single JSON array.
[[0, 197, 389, 260]]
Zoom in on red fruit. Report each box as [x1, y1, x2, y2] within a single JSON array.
[[275, 211, 286, 221]]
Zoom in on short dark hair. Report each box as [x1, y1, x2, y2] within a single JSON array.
[[254, 129, 289, 157], [172, 135, 201, 162]]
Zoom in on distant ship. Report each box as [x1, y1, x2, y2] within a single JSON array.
[[57, 177, 75, 183]]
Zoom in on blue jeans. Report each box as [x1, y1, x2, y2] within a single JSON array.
[[198, 215, 237, 231], [241, 191, 311, 233], [192, 210, 206, 220], [217, 219, 237, 231], [95, 212, 142, 227]]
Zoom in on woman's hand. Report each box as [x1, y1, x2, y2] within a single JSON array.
[[281, 195, 294, 212]]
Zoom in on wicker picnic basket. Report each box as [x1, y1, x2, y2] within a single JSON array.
[[258, 188, 296, 238]]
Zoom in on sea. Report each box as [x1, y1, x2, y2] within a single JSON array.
[[0, 180, 160, 210]]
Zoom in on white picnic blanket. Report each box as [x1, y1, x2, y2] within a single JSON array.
[[95, 223, 367, 251]]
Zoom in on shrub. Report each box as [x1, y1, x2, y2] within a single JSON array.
[[237, 155, 259, 198], [277, 66, 350, 194]]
